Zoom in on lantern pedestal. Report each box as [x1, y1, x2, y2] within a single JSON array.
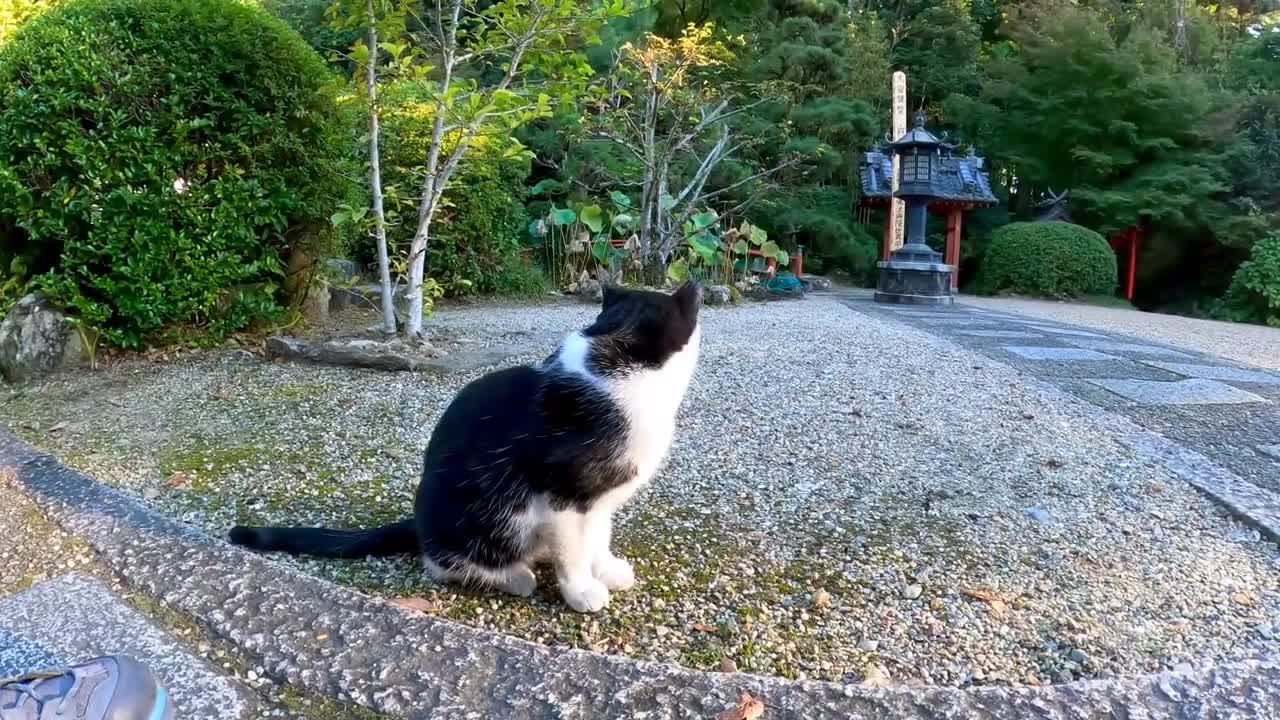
[[874, 259, 955, 305]]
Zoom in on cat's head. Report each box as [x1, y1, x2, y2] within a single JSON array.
[[577, 281, 702, 376]]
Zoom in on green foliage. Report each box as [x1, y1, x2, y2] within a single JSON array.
[[0, 0, 54, 43], [947, 2, 1229, 236], [355, 78, 532, 296], [0, 0, 355, 347], [976, 222, 1117, 298], [1217, 232, 1280, 327], [262, 0, 360, 63]]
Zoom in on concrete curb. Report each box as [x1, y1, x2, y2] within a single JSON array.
[[3, 430, 1278, 719]]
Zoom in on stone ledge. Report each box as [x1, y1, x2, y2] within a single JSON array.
[[3, 430, 1279, 719]]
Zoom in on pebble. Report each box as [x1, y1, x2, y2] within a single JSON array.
[[719, 657, 738, 673], [902, 584, 923, 600], [857, 639, 879, 652], [812, 589, 831, 609], [1024, 507, 1053, 524]]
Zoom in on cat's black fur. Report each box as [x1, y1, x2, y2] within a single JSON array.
[[228, 283, 700, 577]]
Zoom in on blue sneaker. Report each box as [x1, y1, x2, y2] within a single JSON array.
[[0, 655, 173, 720]]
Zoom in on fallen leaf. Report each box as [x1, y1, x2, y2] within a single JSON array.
[[962, 588, 1008, 616], [48, 421, 69, 433], [1232, 591, 1257, 608], [862, 663, 891, 688], [165, 471, 195, 489], [692, 623, 717, 633], [391, 597, 442, 614], [715, 692, 764, 720]]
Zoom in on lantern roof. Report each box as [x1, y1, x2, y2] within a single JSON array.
[[859, 146, 997, 206], [889, 112, 944, 150]]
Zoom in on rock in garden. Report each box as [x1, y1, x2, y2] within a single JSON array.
[[812, 588, 831, 609], [719, 657, 738, 673], [704, 285, 733, 306], [575, 278, 604, 303], [324, 258, 363, 282], [902, 584, 923, 600], [857, 639, 879, 652], [799, 274, 833, 292], [0, 293, 86, 383], [265, 336, 442, 372]]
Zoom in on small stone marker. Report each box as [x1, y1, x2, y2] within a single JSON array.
[[1088, 378, 1267, 405], [0, 574, 251, 720], [1002, 346, 1118, 361], [1142, 362, 1280, 385]]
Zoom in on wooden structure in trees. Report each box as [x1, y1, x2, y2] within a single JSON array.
[[860, 146, 997, 289]]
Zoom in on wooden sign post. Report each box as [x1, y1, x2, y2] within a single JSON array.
[[887, 71, 907, 258]]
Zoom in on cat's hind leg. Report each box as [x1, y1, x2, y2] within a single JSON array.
[[423, 555, 537, 598]]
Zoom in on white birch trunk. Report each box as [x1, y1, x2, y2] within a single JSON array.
[[365, 0, 396, 335]]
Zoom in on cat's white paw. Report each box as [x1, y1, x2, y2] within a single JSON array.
[[499, 565, 538, 597], [560, 577, 610, 613], [594, 555, 635, 591]]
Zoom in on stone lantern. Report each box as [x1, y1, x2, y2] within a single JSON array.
[[874, 113, 956, 305]]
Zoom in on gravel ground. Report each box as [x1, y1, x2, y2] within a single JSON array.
[[0, 470, 387, 719], [961, 295, 1280, 371], [3, 296, 1280, 688]]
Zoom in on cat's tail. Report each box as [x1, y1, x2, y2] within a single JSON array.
[[227, 519, 417, 559]]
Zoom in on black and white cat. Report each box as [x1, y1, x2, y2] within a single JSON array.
[[229, 282, 701, 612]]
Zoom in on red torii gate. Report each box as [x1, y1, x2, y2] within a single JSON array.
[[1109, 226, 1143, 301]]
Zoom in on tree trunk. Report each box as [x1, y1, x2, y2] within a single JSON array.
[[365, 1, 396, 336], [404, 216, 431, 338]]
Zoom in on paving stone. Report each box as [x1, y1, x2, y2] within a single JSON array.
[[1062, 339, 1194, 358], [955, 330, 1044, 339], [1012, 323, 1107, 338], [919, 318, 998, 326], [1088, 378, 1268, 405], [1143, 362, 1280, 385], [897, 311, 974, 319], [1002, 346, 1119, 361], [0, 573, 251, 720]]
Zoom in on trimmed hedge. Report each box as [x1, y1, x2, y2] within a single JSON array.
[[0, 0, 356, 347], [975, 222, 1117, 298]]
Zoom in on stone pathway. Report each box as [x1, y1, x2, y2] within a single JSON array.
[[847, 297, 1280, 528], [0, 574, 250, 719]]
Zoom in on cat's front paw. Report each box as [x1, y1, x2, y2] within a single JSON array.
[[560, 577, 610, 613], [594, 555, 635, 591]]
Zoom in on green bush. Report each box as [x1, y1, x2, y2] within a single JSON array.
[[1216, 233, 1280, 327], [0, 0, 356, 347], [0, 0, 54, 44], [975, 221, 1117, 298], [366, 78, 532, 297]]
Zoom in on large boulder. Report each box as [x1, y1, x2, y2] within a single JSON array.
[[0, 294, 86, 383]]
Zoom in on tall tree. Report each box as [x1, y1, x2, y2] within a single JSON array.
[[947, 1, 1231, 234], [395, 0, 621, 339]]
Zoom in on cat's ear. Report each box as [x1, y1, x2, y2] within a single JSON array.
[[602, 283, 625, 309], [673, 281, 702, 316]]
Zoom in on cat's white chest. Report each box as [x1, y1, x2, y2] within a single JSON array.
[[610, 326, 700, 486]]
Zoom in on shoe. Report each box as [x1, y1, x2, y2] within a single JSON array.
[[0, 655, 173, 720]]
